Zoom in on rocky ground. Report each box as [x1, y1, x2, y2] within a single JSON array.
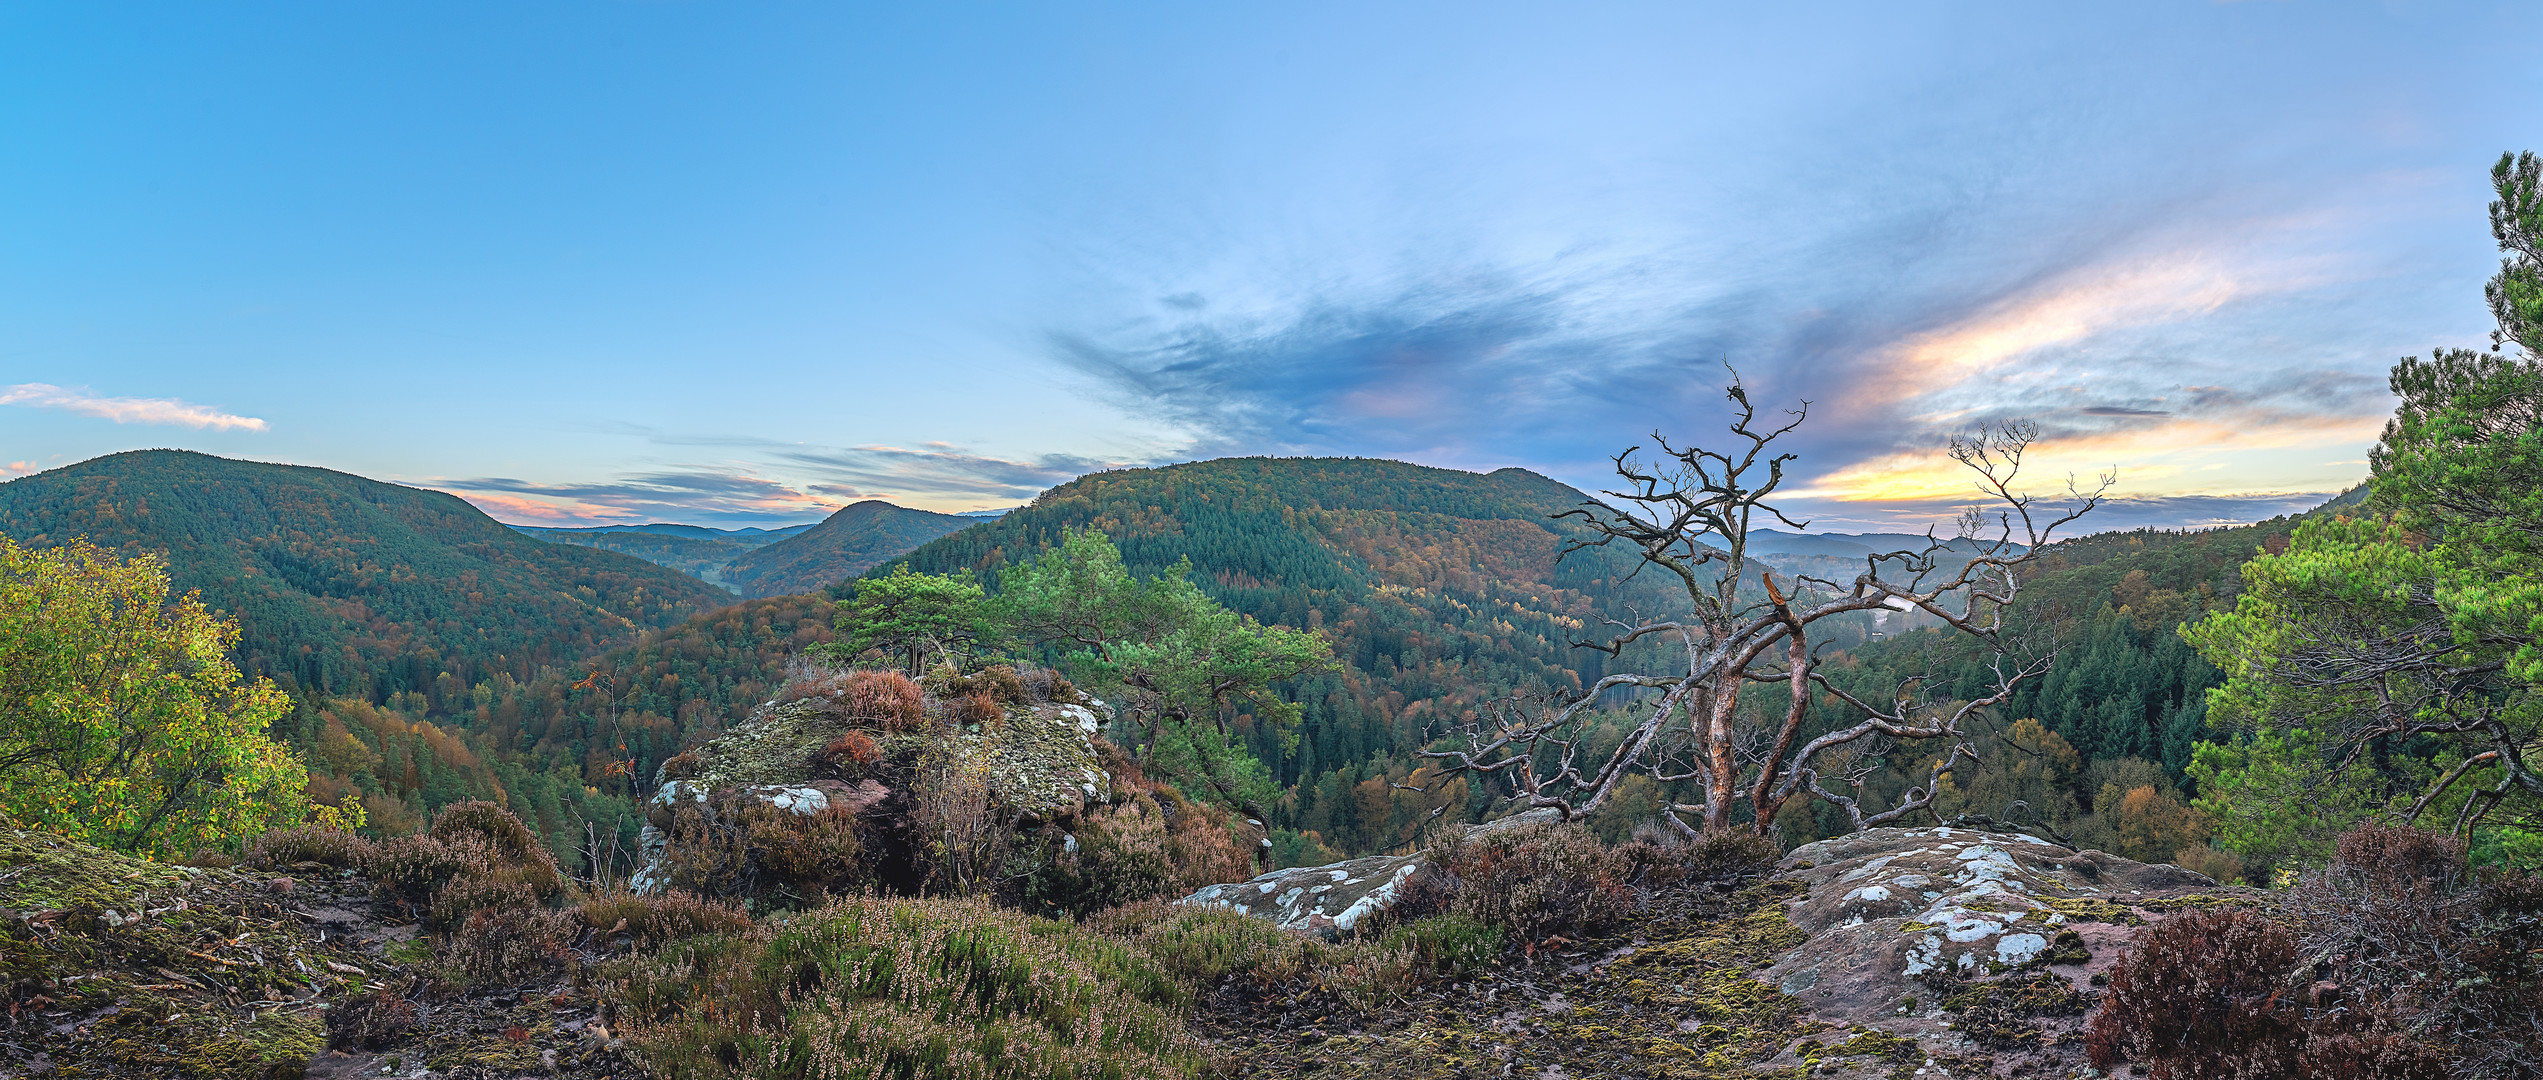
[[1180, 825, 2260, 1080], [0, 825, 643, 1080]]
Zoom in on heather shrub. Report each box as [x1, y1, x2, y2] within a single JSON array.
[[777, 661, 929, 731], [2088, 825, 2543, 1079], [447, 906, 582, 984], [657, 791, 866, 907], [357, 803, 565, 929], [428, 799, 546, 862], [1021, 785, 1251, 918], [1092, 902, 1319, 988], [2084, 908, 2308, 1080], [579, 890, 754, 951], [363, 831, 502, 910], [1398, 818, 1647, 941], [606, 893, 1204, 1080], [427, 871, 543, 932], [246, 824, 378, 870], [2288, 825, 2542, 1078], [1377, 913, 1503, 979], [928, 663, 1029, 706], [326, 989, 419, 1050]]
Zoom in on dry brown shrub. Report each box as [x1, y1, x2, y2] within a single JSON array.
[[578, 890, 753, 950], [2289, 825, 2539, 1078], [1396, 819, 1646, 941], [1013, 666, 1086, 705], [2084, 909, 2310, 1079], [325, 989, 418, 1050], [658, 791, 867, 906], [2172, 843, 2247, 885], [844, 669, 927, 730], [246, 825, 378, 870], [931, 664, 1029, 705], [907, 749, 1010, 897], [448, 906, 582, 984], [948, 691, 1003, 726], [814, 730, 882, 773]]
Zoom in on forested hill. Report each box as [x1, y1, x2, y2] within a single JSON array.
[[720, 499, 973, 598], [878, 457, 1689, 844], [0, 450, 728, 703]]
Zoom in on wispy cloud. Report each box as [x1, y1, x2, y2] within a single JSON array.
[[774, 444, 1123, 502], [431, 443, 1124, 526], [0, 384, 269, 431], [1, 461, 39, 479], [1048, 188, 2401, 532], [436, 470, 848, 525]]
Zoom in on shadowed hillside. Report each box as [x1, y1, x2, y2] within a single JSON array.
[[719, 499, 973, 598], [0, 450, 728, 702]]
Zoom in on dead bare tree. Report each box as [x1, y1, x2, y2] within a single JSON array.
[[1416, 375, 2108, 838]]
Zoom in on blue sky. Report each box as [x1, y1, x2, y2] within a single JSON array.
[[2, 3, 2535, 531]]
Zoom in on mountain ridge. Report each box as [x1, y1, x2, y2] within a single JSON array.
[[0, 449, 728, 700]]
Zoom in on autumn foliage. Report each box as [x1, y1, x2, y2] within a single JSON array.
[[0, 537, 327, 856]]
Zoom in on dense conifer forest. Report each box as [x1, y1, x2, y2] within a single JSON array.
[[0, 447, 2356, 869]]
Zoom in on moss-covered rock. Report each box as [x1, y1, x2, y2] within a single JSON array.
[[0, 825, 385, 1080], [628, 676, 1116, 896]]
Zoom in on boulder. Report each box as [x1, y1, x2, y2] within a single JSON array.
[[1175, 807, 1563, 936], [1757, 826, 2253, 1036], [627, 691, 1115, 895], [1179, 852, 1427, 936]]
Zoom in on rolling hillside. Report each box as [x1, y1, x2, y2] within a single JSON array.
[[0, 450, 730, 702], [719, 499, 973, 598]]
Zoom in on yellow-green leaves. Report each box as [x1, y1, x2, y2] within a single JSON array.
[[0, 537, 315, 857]]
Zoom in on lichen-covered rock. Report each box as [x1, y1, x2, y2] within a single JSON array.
[[1175, 808, 1563, 937], [1757, 825, 2255, 1042], [1179, 852, 1426, 936], [951, 701, 1112, 821], [627, 689, 1114, 895]]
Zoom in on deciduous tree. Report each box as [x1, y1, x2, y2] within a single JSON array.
[[0, 537, 330, 857]]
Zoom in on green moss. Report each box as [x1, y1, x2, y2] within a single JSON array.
[[2041, 896, 2136, 924], [0, 826, 187, 914]]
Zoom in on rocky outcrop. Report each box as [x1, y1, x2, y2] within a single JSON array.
[[628, 690, 1115, 895], [1175, 808, 1563, 935], [1755, 825, 2257, 1072]]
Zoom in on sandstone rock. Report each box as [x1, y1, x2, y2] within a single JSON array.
[[627, 689, 1115, 895], [1175, 806, 1564, 936], [1179, 852, 1427, 936], [1758, 825, 2253, 1032]]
